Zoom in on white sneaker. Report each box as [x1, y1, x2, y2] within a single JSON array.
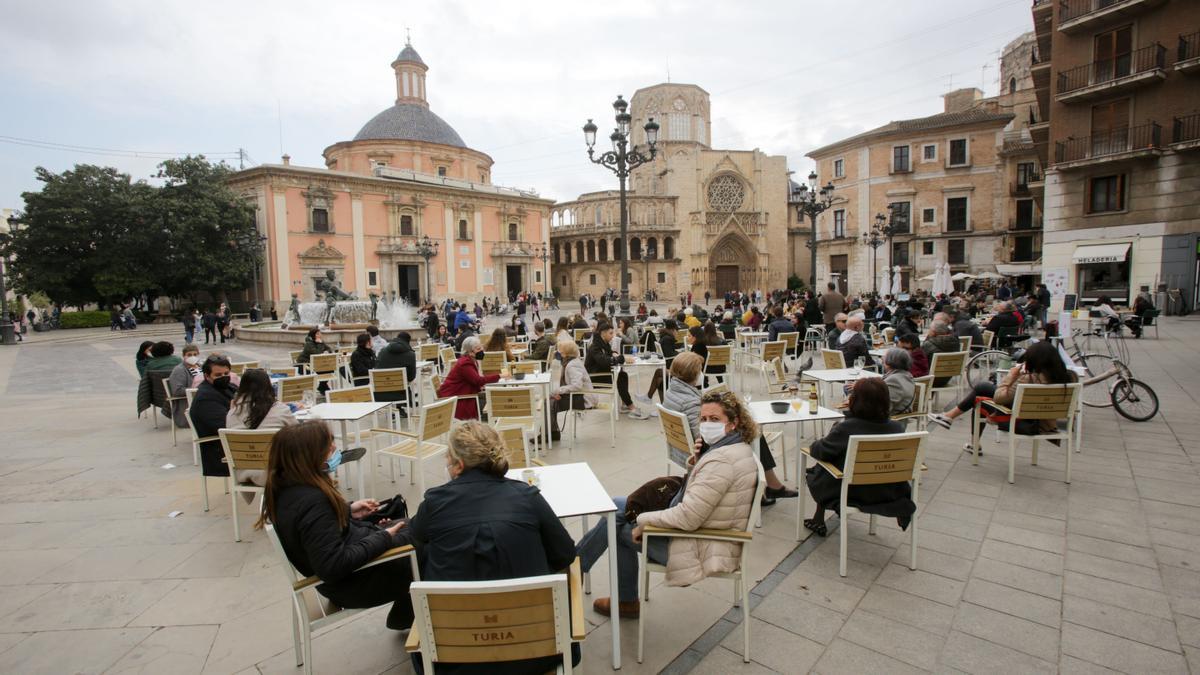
[[927, 413, 953, 430], [629, 409, 650, 420], [633, 394, 653, 406]]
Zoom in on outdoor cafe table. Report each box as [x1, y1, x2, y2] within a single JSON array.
[[297, 401, 391, 496], [803, 367, 882, 406], [504, 462, 623, 669], [490, 370, 554, 451], [747, 401, 845, 540], [620, 354, 667, 398]]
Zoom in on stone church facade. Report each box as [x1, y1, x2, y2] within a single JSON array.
[[550, 83, 792, 300]]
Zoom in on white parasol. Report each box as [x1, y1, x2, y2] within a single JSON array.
[[878, 264, 892, 298], [892, 266, 903, 297]]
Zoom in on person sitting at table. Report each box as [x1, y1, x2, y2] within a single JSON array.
[[616, 316, 638, 352], [804, 377, 913, 537], [1127, 294, 1152, 338], [825, 313, 848, 348], [664, 352, 797, 504], [226, 368, 297, 500], [527, 321, 553, 362], [255, 422, 414, 631], [766, 307, 794, 342], [585, 322, 641, 418], [348, 333, 376, 387], [433, 324, 454, 347], [881, 348, 916, 416], [637, 302, 649, 319], [927, 340, 1076, 455], [921, 320, 960, 387], [189, 355, 237, 480], [144, 341, 183, 374], [437, 336, 500, 420], [870, 301, 892, 324], [1094, 295, 1122, 335], [549, 339, 596, 441], [893, 309, 922, 343], [984, 301, 1022, 345], [717, 311, 738, 341], [168, 344, 202, 428], [897, 333, 929, 378], [577, 389, 759, 618], [297, 328, 333, 366], [953, 303, 983, 346], [483, 326, 514, 363], [408, 421, 579, 673], [834, 316, 874, 368], [638, 319, 680, 403], [135, 340, 154, 377]]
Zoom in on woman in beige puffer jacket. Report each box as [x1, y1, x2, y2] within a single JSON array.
[[636, 390, 760, 587]]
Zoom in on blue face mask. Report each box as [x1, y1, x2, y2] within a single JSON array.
[[324, 449, 343, 473]]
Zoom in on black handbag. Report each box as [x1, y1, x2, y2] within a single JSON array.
[[362, 493, 409, 525], [625, 476, 684, 522]]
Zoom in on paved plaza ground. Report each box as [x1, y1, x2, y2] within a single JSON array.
[[0, 309, 1199, 674]]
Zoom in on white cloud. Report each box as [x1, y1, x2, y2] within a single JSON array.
[[0, 0, 1035, 207]]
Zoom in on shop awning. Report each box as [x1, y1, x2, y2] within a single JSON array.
[[995, 263, 1041, 276], [1072, 242, 1130, 264]]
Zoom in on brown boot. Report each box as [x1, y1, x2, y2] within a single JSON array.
[[592, 597, 640, 618]]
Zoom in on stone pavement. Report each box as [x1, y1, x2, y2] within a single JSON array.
[[0, 313, 1197, 673]]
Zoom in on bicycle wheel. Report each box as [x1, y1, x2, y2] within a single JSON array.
[[1111, 378, 1159, 422], [966, 351, 1006, 388], [1077, 353, 1116, 408]]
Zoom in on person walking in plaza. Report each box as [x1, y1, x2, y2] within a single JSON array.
[[576, 389, 759, 618], [408, 422, 580, 672], [216, 304, 229, 343], [819, 282, 846, 332], [181, 309, 196, 344], [256, 422, 415, 631], [201, 309, 217, 344]]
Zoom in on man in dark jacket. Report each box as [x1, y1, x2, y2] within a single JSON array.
[[527, 322, 553, 362], [984, 301, 1022, 348], [833, 316, 874, 367], [766, 307, 796, 342], [376, 331, 417, 390], [952, 306, 983, 346], [189, 355, 236, 478], [201, 310, 217, 344]]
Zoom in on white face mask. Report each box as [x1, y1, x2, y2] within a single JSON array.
[[185, 356, 200, 366], [698, 421, 728, 445]]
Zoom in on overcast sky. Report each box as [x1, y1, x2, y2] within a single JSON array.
[[0, 0, 1036, 210]]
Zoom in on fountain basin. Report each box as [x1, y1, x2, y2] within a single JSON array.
[[233, 321, 424, 347]]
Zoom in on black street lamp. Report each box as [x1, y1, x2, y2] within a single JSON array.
[[415, 234, 438, 304], [866, 204, 908, 298], [535, 243, 551, 300], [236, 231, 269, 310], [0, 216, 15, 345], [789, 171, 835, 291], [862, 216, 886, 298], [583, 95, 658, 319]]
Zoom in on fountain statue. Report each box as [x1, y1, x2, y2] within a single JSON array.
[[286, 294, 301, 325], [317, 270, 356, 325], [369, 293, 379, 322]]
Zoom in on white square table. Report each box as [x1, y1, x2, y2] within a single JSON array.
[[803, 367, 881, 406], [298, 401, 391, 496], [620, 355, 668, 404], [503, 462, 622, 669], [747, 401, 845, 540], [491, 371, 554, 450]]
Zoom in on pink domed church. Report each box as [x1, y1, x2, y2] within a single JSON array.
[[228, 41, 553, 313]]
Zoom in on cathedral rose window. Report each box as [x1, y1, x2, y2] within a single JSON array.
[[707, 175, 745, 212]]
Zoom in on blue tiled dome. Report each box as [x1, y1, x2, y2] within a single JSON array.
[[353, 103, 467, 148]]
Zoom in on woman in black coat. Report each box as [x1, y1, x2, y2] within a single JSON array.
[[258, 422, 414, 629], [348, 332, 377, 387], [804, 377, 914, 537], [408, 422, 579, 674]]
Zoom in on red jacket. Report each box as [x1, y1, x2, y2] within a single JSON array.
[[437, 354, 500, 419], [908, 348, 930, 378]]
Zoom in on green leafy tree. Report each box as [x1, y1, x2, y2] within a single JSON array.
[[1, 157, 257, 308]]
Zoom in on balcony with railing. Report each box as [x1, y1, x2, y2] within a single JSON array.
[[1178, 32, 1200, 74], [1010, 175, 1043, 196], [1009, 215, 1044, 231], [1031, 48, 1052, 91], [1011, 234, 1043, 263], [1056, 43, 1166, 102], [1054, 122, 1162, 168], [1173, 113, 1200, 151], [1059, 0, 1167, 34]]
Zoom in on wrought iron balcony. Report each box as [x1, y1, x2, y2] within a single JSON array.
[[1009, 216, 1044, 231], [1173, 113, 1200, 149], [1054, 122, 1161, 168], [1010, 177, 1042, 196], [1178, 32, 1200, 73], [1059, 0, 1167, 34], [1056, 43, 1166, 102]]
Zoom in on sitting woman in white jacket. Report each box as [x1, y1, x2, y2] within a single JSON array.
[[549, 339, 595, 441], [575, 389, 759, 618]]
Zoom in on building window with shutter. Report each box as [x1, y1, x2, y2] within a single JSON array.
[[833, 158, 844, 178], [922, 241, 934, 255], [400, 214, 414, 236], [508, 223, 519, 241], [892, 146, 910, 173], [887, 202, 911, 234], [922, 144, 937, 162], [833, 209, 846, 238], [311, 208, 330, 233], [437, 166, 448, 177], [946, 197, 968, 232], [458, 219, 470, 240], [948, 139, 968, 167], [948, 239, 966, 265], [1088, 175, 1125, 213], [922, 207, 935, 224]]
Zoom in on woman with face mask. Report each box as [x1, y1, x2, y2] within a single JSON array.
[[256, 422, 414, 631], [407, 421, 579, 673], [436, 336, 500, 419], [576, 389, 760, 618]]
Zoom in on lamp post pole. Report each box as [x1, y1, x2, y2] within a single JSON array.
[[416, 234, 439, 305], [583, 96, 659, 320], [238, 232, 269, 309], [0, 217, 13, 345], [536, 244, 550, 301], [862, 216, 885, 299], [790, 171, 835, 292]]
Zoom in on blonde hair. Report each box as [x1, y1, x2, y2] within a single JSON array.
[[670, 351, 703, 383], [447, 421, 509, 477], [557, 338, 579, 359], [699, 390, 758, 444]]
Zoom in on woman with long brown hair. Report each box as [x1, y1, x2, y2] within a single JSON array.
[[256, 422, 414, 629]]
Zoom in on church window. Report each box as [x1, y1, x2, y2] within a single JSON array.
[[594, 206, 602, 227], [458, 219, 470, 240], [1009, 77, 1017, 94], [587, 240, 595, 262], [613, 238, 623, 261], [400, 214, 414, 236], [311, 208, 330, 233], [697, 118, 706, 143], [706, 174, 745, 212], [630, 237, 642, 260], [833, 210, 846, 238], [668, 112, 690, 141], [664, 236, 674, 259], [576, 241, 584, 261], [554, 243, 561, 264], [599, 239, 608, 261], [646, 237, 657, 259], [508, 223, 519, 241], [437, 166, 448, 177]]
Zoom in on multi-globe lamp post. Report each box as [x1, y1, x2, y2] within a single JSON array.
[[535, 243, 550, 301], [415, 234, 438, 304], [582, 95, 659, 319], [789, 171, 835, 291]]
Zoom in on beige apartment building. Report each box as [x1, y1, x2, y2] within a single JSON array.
[[550, 83, 793, 300], [1031, 0, 1200, 311]]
